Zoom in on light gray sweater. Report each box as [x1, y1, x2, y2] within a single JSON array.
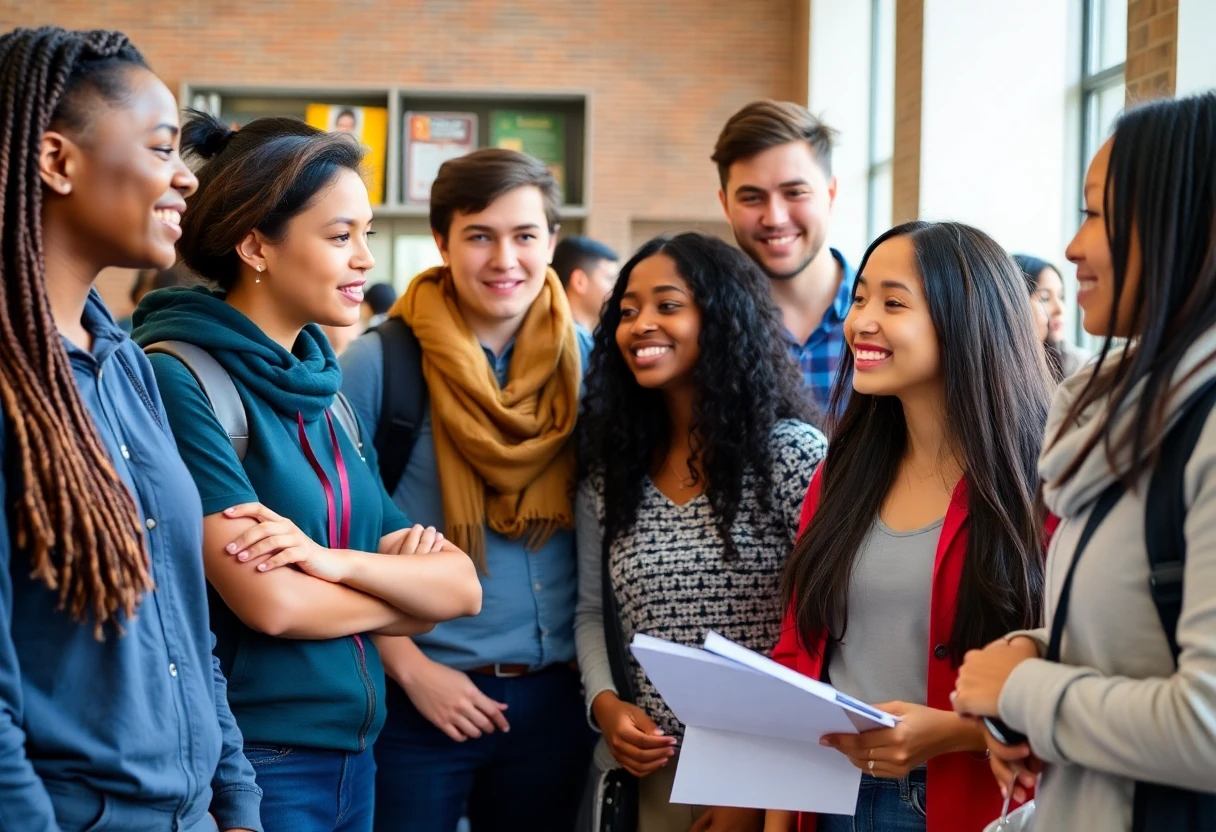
[[999, 336, 1216, 831]]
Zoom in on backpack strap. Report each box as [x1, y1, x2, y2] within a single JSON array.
[[330, 392, 364, 459], [1144, 376, 1216, 665], [144, 340, 249, 460], [145, 341, 364, 463], [370, 316, 427, 494]]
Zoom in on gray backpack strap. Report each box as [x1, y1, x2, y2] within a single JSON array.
[[330, 392, 364, 459], [143, 340, 249, 460]]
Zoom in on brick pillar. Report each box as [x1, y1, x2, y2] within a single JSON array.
[[1126, 0, 1178, 103], [892, 0, 924, 223]]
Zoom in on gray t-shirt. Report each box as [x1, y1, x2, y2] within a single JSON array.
[[827, 515, 943, 707]]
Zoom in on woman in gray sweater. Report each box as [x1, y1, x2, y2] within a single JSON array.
[[952, 92, 1216, 831]]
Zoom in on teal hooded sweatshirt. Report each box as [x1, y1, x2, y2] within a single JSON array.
[[132, 287, 408, 752]]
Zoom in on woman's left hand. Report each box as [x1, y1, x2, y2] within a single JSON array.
[[820, 702, 981, 778], [222, 503, 349, 583], [688, 806, 764, 832], [952, 636, 1040, 718]]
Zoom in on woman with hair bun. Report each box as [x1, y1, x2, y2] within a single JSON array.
[[132, 110, 482, 832]]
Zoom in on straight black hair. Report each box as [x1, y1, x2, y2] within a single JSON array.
[[1052, 92, 1216, 486]]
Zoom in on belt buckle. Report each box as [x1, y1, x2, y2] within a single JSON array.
[[493, 663, 525, 678]]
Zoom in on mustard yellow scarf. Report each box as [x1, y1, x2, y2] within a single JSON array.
[[389, 266, 581, 570]]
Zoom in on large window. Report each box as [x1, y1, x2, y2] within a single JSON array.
[[866, 0, 896, 243], [1074, 0, 1126, 345], [1081, 0, 1127, 172]]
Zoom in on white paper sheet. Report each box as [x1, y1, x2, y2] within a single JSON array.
[[630, 632, 896, 814]]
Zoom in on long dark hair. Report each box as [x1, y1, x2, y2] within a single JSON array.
[[1052, 92, 1216, 486], [1013, 253, 1065, 382], [781, 221, 1052, 661], [0, 27, 155, 635], [579, 232, 816, 559]]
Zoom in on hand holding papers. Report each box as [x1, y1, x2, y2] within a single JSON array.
[[629, 631, 897, 815]]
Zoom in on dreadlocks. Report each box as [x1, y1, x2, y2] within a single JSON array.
[[0, 27, 154, 636]]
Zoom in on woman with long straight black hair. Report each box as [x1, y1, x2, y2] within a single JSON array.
[[954, 92, 1216, 832], [767, 221, 1053, 832]]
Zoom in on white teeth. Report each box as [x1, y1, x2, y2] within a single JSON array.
[[763, 235, 797, 245], [856, 350, 890, 361], [635, 346, 672, 358], [340, 285, 365, 301], [155, 209, 181, 226]]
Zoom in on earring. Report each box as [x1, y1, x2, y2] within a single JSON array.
[[255, 264, 263, 284]]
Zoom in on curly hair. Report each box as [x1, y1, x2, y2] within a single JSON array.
[[578, 232, 818, 559]]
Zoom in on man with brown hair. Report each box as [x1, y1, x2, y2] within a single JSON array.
[[714, 100, 855, 410], [340, 148, 594, 831]]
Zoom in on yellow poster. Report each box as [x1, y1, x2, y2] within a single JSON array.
[[305, 104, 387, 205]]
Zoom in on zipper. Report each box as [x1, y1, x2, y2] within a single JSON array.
[[351, 634, 376, 751]]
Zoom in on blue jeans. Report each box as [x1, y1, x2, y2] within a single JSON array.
[[373, 664, 595, 832], [818, 769, 927, 832], [246, 744, 375, 832]]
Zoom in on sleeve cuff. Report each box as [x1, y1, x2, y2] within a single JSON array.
[[584, 683, 617, 733], [998, 657, 1098, 766], [210, 784, 264, 832]]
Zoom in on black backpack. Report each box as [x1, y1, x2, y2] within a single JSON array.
[[142, 340, 363, 458], [1049, 378, 1216, 831], [367, 316, 428, 494]]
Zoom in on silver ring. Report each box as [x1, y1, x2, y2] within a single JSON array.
[[868, 760, 875, 771]]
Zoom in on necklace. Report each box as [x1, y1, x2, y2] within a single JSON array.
[[666, 456, 698, 490]]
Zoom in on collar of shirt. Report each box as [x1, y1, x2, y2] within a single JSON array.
[[786, 248, 856, 349]]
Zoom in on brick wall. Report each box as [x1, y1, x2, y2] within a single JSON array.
[[1127, 0, 1178, 102], [3, 0, 801, 296], [891, 0, 922, 223]]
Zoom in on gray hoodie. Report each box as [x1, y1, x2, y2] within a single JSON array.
[[998, 335, 1216, 831]]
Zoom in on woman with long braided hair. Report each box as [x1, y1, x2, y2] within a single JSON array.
[[0, 27, 261, 832]]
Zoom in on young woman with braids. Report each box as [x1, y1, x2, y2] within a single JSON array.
[[765, 222, 1053, 832], [0, 26, 260, 832], [131, 110, 481, 832], [575, 233, 827, 832]]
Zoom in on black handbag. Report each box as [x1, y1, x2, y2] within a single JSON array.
[[595, 535, 639, 832], [1047, 379, 1216, 831]]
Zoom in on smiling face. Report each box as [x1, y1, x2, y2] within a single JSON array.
[[719, 140, 836, 281], [1034, 266, 1067, 343], [616, 252, 702, 391], [435, 184, 556, 338], [250, 167, 375, 328], [845, 235, 941, 398], [40, 66, 198, 271], [1066, 136, 1143, 338]]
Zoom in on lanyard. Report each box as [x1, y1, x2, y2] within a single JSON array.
[[296, 410, 351, 550]]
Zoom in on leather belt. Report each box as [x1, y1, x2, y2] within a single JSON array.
[[467, 660, 579, 678]]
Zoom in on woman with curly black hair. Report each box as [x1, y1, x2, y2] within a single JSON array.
[[574, 232, 827, 832]]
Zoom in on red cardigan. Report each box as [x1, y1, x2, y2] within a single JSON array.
[[772, 469, 1012, 832]]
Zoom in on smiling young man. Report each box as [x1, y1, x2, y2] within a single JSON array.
[[713, 100, 854, 411], [339, 148, 594, 832]]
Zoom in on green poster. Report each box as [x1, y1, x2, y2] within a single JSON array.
[[490, 110, 566, 200]]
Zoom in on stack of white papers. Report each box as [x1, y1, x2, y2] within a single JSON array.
[[629, 631, 897, 815]]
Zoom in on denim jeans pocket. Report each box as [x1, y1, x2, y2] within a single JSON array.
[[243, 744, 295, 766], [906, 780, 927, 819]]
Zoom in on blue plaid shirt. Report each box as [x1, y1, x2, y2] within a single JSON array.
[[787, 248, 855, 411]]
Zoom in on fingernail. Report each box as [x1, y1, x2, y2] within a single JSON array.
[[257, 564, 267, 572], [1000, 785, 1008, 799], [820, 738, 831, 746], [226, 543, 236, 553], [237, 552, 248, 561]]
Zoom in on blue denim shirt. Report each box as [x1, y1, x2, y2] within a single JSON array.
[[0, 292, 261, 832], [340, 325, 592, 671]]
